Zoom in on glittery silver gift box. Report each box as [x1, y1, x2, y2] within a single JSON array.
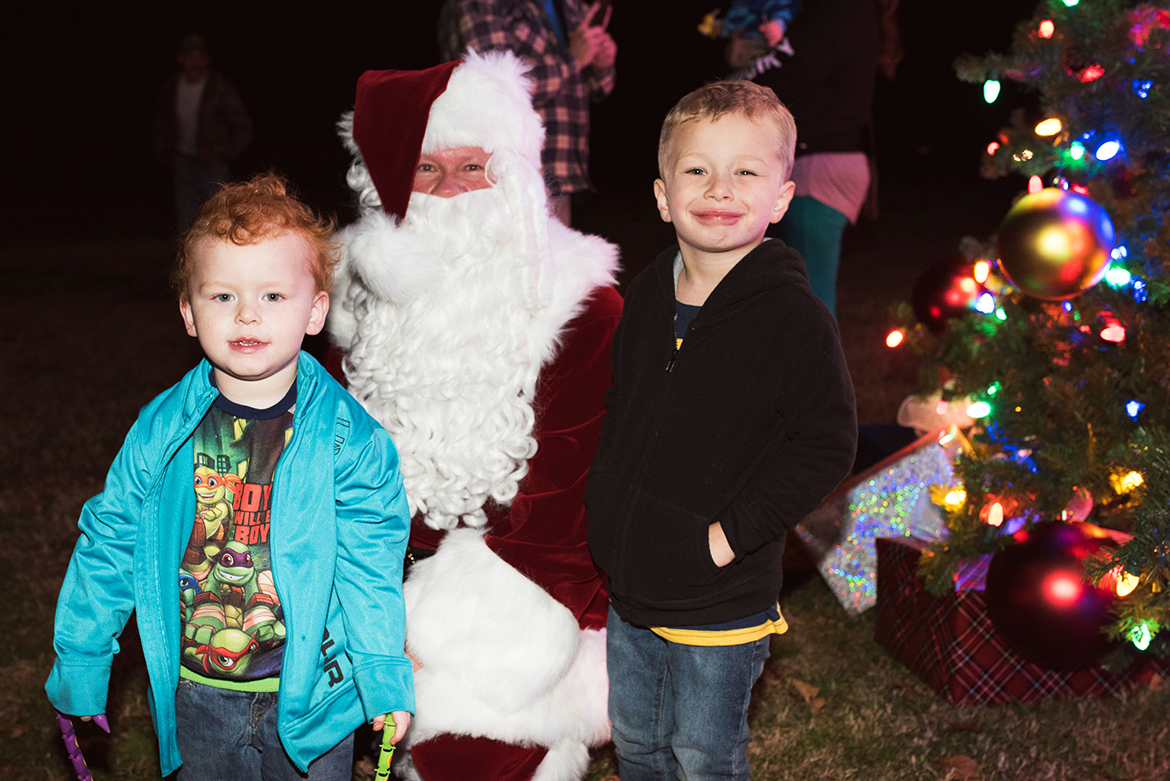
[[794, 426, 968, 614]]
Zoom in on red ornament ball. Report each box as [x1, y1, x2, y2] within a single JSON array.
[[912, 256, 985, 333], [995, 188, 1115, 301], [984, 521, 1118, 669]]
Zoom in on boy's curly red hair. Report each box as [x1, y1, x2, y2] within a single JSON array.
[[174, 173, 339, 303]]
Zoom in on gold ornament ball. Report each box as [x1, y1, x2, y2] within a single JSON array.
[[995, 188, 1115, 300]]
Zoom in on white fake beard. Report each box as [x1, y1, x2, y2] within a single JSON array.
[[343, 189, 540, 530]]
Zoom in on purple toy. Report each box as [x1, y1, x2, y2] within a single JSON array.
[[55, 711, 110, 781]]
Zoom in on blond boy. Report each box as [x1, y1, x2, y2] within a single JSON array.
[[47, 174, 413, 780], [586, 81, 857, 780]]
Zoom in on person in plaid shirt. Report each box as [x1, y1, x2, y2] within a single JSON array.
[[439, 0, 616, 226]]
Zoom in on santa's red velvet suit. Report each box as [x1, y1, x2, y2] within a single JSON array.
[[326, 52, 621, 781]]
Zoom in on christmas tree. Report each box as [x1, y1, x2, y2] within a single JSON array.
[[896, 0, 1170, 656]]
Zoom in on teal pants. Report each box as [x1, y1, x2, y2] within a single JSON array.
[[766, 195, 850, 317]]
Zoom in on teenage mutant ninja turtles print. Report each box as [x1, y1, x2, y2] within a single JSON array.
[[179, 399, 293, 682]]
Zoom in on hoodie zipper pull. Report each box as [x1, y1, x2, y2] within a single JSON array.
[[666, 332, 683, 373]]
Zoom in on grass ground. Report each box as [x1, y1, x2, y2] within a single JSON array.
[[4, 182, 1165, 779]]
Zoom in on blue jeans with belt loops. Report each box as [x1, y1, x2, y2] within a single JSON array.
[[607, 605, 771, 781], [174, 678, 355, 780]]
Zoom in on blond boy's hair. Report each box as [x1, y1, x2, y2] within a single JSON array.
[[174, 172, 340, 304], [658, 80, 797, 180]]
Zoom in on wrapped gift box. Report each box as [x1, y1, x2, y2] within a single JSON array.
[[874, 537, 1170, 706], [795, 427, 966, 614]]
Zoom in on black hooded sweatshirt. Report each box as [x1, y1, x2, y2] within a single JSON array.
[[586, 239, 857, 627]]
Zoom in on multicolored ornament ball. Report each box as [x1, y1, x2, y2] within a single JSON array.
[[911, 256, 986, 333], [984, 521, 1118, 669], [995, 188, 1114, 301]]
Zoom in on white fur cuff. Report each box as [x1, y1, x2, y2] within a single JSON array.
[[403, 529, 609, 748]]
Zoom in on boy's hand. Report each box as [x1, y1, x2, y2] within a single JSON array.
[[759, 19, 786, 47], [372, 711, 411, 744], [708, 522, 735, 567]]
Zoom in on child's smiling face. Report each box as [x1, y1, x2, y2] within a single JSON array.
[[654, 112, 795, 263]]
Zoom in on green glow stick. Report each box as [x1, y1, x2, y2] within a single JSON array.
[[374, 715, 396, 781]]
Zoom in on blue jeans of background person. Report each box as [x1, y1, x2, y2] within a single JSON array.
[[767, 195, 850, 318], [607, 605, 771, 781], [174, 678, 355, 780]]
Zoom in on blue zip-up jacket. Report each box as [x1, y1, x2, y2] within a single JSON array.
[[46, 353, 415, 774]]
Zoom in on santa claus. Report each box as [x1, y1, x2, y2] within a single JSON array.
[[327, 51, 621, 781]]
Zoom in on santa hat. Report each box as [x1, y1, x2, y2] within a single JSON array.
[[339, 50, 554, 306], [344, 50, 546, 221], [350, 59, 459, 221]]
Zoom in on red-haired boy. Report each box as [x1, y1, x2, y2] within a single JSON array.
[[46, 173, 413, 780]]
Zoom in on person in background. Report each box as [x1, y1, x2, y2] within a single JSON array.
[[328, 51, 621, 781], [437, 0, 616, 226], [700, 0, 803, 50], [155, 34, 253, 231], [728, 0, 902, 317]]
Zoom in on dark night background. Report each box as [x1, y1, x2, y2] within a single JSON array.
[[3, 0, 1038, 248]]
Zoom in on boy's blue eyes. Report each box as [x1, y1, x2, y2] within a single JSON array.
[[211, 293, 282, 302]]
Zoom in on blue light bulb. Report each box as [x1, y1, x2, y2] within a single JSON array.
[[1133, 279, 1148, 303], [1096, 140, 1122, 161]]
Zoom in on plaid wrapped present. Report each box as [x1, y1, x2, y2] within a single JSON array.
[[875, 537, 1170, 706], [795, 427, 966, 614]]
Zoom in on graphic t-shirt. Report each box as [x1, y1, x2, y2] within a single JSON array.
[[179, 381, 295, 689], [674, 300, 702, 350]]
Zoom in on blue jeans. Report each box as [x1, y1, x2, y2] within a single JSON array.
[[607, 605, 770, 781], [174, 679, 355, 780], [767, 195, 850, 318]]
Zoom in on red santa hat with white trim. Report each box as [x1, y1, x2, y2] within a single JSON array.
[[337, 50, 553, 305], [339, 51, 546, 218]]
